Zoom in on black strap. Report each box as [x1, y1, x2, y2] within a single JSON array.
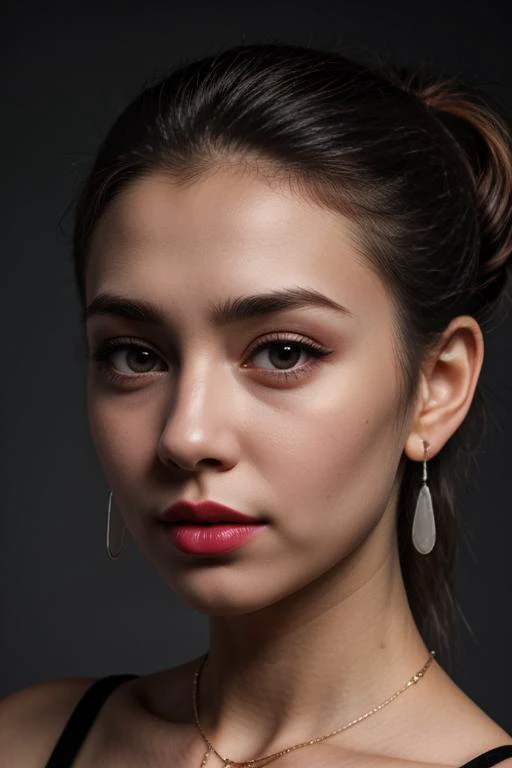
[[461, 746, 512, 768], [44, 674, 138, 768]]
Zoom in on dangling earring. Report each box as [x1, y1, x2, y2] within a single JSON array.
[[412, 439, 436, 555], [106, 491, 126, 560]]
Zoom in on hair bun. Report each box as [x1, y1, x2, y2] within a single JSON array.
[[385, 65, 512, 314]]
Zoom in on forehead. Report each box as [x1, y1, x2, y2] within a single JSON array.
[[85, 168, 390, 321]]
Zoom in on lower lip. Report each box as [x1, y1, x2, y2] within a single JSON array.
[[163, 523, 266, 555]]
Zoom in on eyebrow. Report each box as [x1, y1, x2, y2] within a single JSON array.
[[83, 287, 353, 326]]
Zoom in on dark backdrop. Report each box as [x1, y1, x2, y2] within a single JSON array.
[[2, 0, 511, 733]]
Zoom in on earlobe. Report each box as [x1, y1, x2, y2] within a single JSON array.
[[404, 315, 484, 462]]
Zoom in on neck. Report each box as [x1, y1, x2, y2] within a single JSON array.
[[198, 541, 433, 759]]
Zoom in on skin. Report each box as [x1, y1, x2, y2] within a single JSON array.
[[2, 164, 509, 767]]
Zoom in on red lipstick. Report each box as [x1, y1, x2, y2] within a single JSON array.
[[159, 500, 267, 555]]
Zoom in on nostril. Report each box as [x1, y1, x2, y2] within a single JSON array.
[[198, 457, 224, 467], [160, 454, 223, 473]]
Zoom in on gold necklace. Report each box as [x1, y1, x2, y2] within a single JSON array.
[[193, 650, 436, 767]]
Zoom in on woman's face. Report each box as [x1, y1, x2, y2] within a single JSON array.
[[85, 168, 413, 614]]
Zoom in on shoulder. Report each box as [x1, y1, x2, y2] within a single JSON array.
[[0, 677, 96, 768], [445, 694, 512, 766], [0, 658, 201, 768], [404, 662, 512, 766], [426, 705, 512, 766]]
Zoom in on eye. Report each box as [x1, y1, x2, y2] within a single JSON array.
[[243, 333, 332, 380], [115, 346, 163, 374], [250, 341, 311, 370], [87, 338, 167, 381]]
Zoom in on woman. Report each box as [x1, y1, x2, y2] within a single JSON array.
[[1, 42, 511, 767]]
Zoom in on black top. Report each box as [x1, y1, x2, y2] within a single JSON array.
[[43, 675, 512, 767]]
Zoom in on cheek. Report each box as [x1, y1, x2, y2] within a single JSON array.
[[253, 363, 403, 550], [86, 384, 151, 494]]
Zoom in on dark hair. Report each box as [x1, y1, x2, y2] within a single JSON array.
[[73, 43, 512, 655]]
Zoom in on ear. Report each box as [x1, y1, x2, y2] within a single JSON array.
[[404, 315, 484, 462]]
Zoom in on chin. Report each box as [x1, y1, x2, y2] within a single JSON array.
[[163, 570, 295, 617]]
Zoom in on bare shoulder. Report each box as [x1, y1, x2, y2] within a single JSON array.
[[0, 657, 203, 768], [0, 677, 96, 768], [428, 700, 512, 766], [403, 662, 512, 766], [442, 687, 512, 765], [459, 718, 512, 768]]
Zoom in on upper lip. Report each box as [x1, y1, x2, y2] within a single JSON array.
[[159, 500, 262, 524]]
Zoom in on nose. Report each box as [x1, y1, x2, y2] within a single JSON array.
[[157, 357, 241, 473]]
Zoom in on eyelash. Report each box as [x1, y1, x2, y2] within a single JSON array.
[[87, 333, 332, 386]]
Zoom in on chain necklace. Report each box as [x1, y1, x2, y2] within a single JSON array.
[[193, 649, 436, 767]]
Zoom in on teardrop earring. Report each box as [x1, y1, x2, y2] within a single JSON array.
[[411, 440, 436, 555], [106, 491, 126, 560]]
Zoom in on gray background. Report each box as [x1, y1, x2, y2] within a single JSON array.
[[2, 0, 511, 734]]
